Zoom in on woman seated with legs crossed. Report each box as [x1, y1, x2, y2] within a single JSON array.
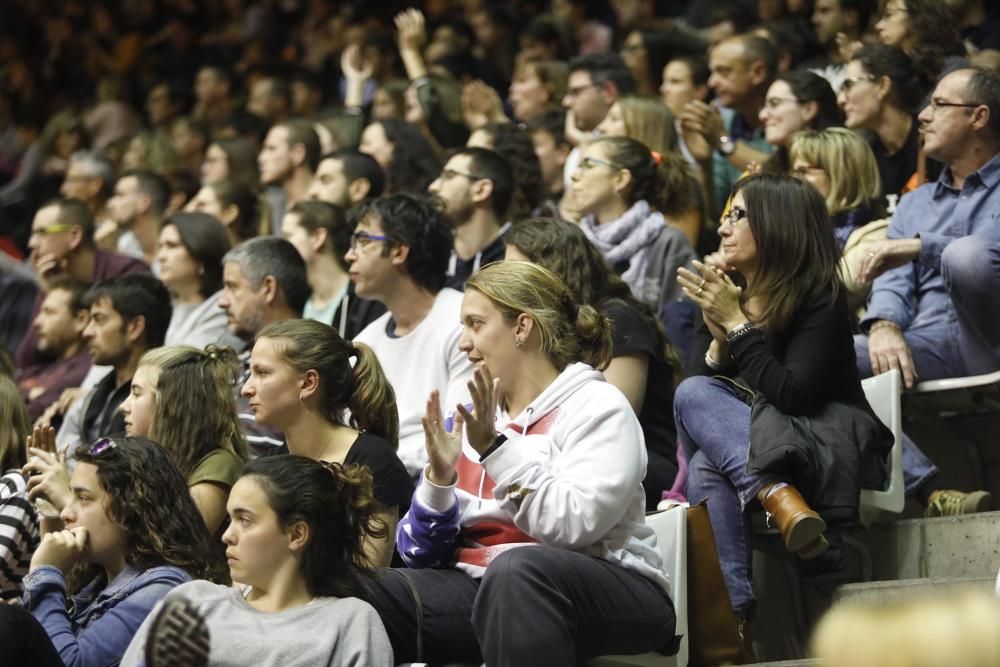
[[674, 173, 892, 623], [242, 319, 413, 567], [121, 455, 394, 667], [1, 437, 226, 667], [367, 261, 675, 667]]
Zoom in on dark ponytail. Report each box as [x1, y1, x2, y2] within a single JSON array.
[[595, 136, 698, 218]]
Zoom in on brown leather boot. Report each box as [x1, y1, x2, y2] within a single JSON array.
[[761, 485, 828, 558]]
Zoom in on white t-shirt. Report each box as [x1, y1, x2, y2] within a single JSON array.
[[355, 288, 474, 477]]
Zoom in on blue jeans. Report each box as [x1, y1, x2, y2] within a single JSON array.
[[855, 239, 1000, 494], [675, 376, 775, 615]]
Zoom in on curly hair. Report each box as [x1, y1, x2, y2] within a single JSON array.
[[880, 0, 967, 83], [138, 345, 248, 480], [379, 119, 442, 195], [256, 319, 399, 448], [74, 437, 228, 587], [475, 122, 544, 219], [241, 456, 387, 598]]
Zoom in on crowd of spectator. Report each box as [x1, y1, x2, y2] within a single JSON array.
[[1, 0, 1000, 664]]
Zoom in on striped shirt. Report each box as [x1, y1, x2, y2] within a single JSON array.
[[0, 470, 40, 600]]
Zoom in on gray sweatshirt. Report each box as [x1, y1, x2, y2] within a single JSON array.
[[120, 580, 393, 667]]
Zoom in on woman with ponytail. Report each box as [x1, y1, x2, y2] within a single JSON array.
[[30, 345, 248, 537], [368, 261, 676, 667], [241, 319, 412, 567], [570, 135, 696, 316], [121, 456, 393, 666]]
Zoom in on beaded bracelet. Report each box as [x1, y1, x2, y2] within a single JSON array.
[[725, 322, 757, 344]]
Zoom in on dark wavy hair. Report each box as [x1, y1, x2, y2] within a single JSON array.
[[354, 193, 453, 293], [256, 319, 399, 448], [475, 122, 544, 219], [505, 218, 681, 377], [881, 0, 967, 82], [241, 456, 386, 598], [852, 44, 928, 114], [731, 173, 843, 333], [592, 136, 699, 218], [378, 119, 442, 195], [73, 437, 228, 589]]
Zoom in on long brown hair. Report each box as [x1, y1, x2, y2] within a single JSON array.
[[140, 345, 248, 479], [257, 319, 399, 448], [733, 173, 843, 332], [0, 375, 29, 470]]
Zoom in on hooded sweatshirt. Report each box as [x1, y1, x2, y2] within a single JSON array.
[[396, 362, 669, 593]]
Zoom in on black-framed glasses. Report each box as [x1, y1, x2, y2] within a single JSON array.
[[579, 156, 624, 172], [792, 164, 825, 178], [88, 437, 118, 456], [441, 168, 484, 181], [350, 231, 392, 251], [927, 98, 982, 113], [721, 206, 749, 226], [840, 75, 876, 93], [564, 82, 601, 98]]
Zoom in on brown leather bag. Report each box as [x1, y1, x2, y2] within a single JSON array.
[[686, 501, 756, 666]]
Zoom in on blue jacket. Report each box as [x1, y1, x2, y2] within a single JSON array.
[[22, 564, 191, 667], [862, 149, 1000, 334]]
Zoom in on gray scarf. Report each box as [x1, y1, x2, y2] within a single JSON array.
[[580, 200, 665, 299]]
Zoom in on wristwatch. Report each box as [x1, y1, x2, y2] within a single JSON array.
[[718, 135, 736, 156]]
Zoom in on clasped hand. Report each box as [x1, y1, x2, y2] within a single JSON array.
[[30, 527, 89, 574], [422, 366, 500, 486], [678, 260, 747, 339], [22, 425, 73, 512]]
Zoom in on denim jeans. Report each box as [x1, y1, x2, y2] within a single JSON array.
[[855, 238, 1000, 494], [675, 376, 775, 615]]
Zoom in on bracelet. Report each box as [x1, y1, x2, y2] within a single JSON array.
[[725, 322, 757, 344], [705, 351, 725, 370], [868, 320, 901, 334]]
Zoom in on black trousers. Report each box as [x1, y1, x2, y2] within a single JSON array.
[[0, 604, 64, 667], [367, 545, 676, 667]]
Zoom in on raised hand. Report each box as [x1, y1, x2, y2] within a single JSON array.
[[22, 425, 73, 511], [456, 365, 500, 456], [462, 80, 506, 130], [340, 43, 374, 81], [394, 8, 427, 53], [421, 390, 463, 486]]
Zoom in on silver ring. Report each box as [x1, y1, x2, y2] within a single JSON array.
[[868, 251, 876, 257], [699, 278, 706, 289], [697, 287, 704, 296]]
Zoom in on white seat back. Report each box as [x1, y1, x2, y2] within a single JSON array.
[[860, 369, 904, 525]]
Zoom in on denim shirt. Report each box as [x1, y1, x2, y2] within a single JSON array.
[[22, 564, 191, 667], [862, 149, 1000, 332]]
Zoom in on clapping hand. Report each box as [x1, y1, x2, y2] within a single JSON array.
[[678, 260, 747, 340], [456, 365, 500, 456]]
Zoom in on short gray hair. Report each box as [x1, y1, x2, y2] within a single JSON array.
[[965, 67, 1000, 139], [223, 237, 309, 315], [69, 150, 118, 199]]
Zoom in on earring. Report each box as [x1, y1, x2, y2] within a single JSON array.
[[198, 265, 205, 275], [515, 338, 524, 348]]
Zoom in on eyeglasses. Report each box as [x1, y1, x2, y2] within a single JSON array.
[[792, 164, 825, 178], [88, 437, 118, 456], [578, 156, 623, 172], [564, 82, 601, 98], [764, 97, 801, 110], [721, 206, 749, 227], [30, 223, 75, 237], [840, 75, 876, 93], [441, 168, 484, 181], [926, 98, 981, 114], [350, 231, 392, 251]]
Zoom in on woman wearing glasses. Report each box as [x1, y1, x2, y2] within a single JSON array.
[[838, 44, 939, 210], [241, 318, 412, 567], [121, 456, 393, 667], [674, 174, 892, 623], [571, 136, 696, 316], [2, 437, 225, 667], [757, 70, 842, 175]]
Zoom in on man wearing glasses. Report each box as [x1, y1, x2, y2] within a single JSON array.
[[348, 193, 474, 478], [16, 197, 148, 371], [429, 148, 513, 291], [855, 67, 1000, 517]]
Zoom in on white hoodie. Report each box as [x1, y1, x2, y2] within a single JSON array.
[[397, 362, 669, 593]]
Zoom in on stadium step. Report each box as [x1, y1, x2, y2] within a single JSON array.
[[834, 574, 996, 605]]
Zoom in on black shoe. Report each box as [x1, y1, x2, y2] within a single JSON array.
[[145, 597, 210, 667]]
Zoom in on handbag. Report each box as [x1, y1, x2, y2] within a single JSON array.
[[686, 501, 756, 666]]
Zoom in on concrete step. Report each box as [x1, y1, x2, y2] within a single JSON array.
[[844, 510, 1000, 581], [834, 574, 996, 605]]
